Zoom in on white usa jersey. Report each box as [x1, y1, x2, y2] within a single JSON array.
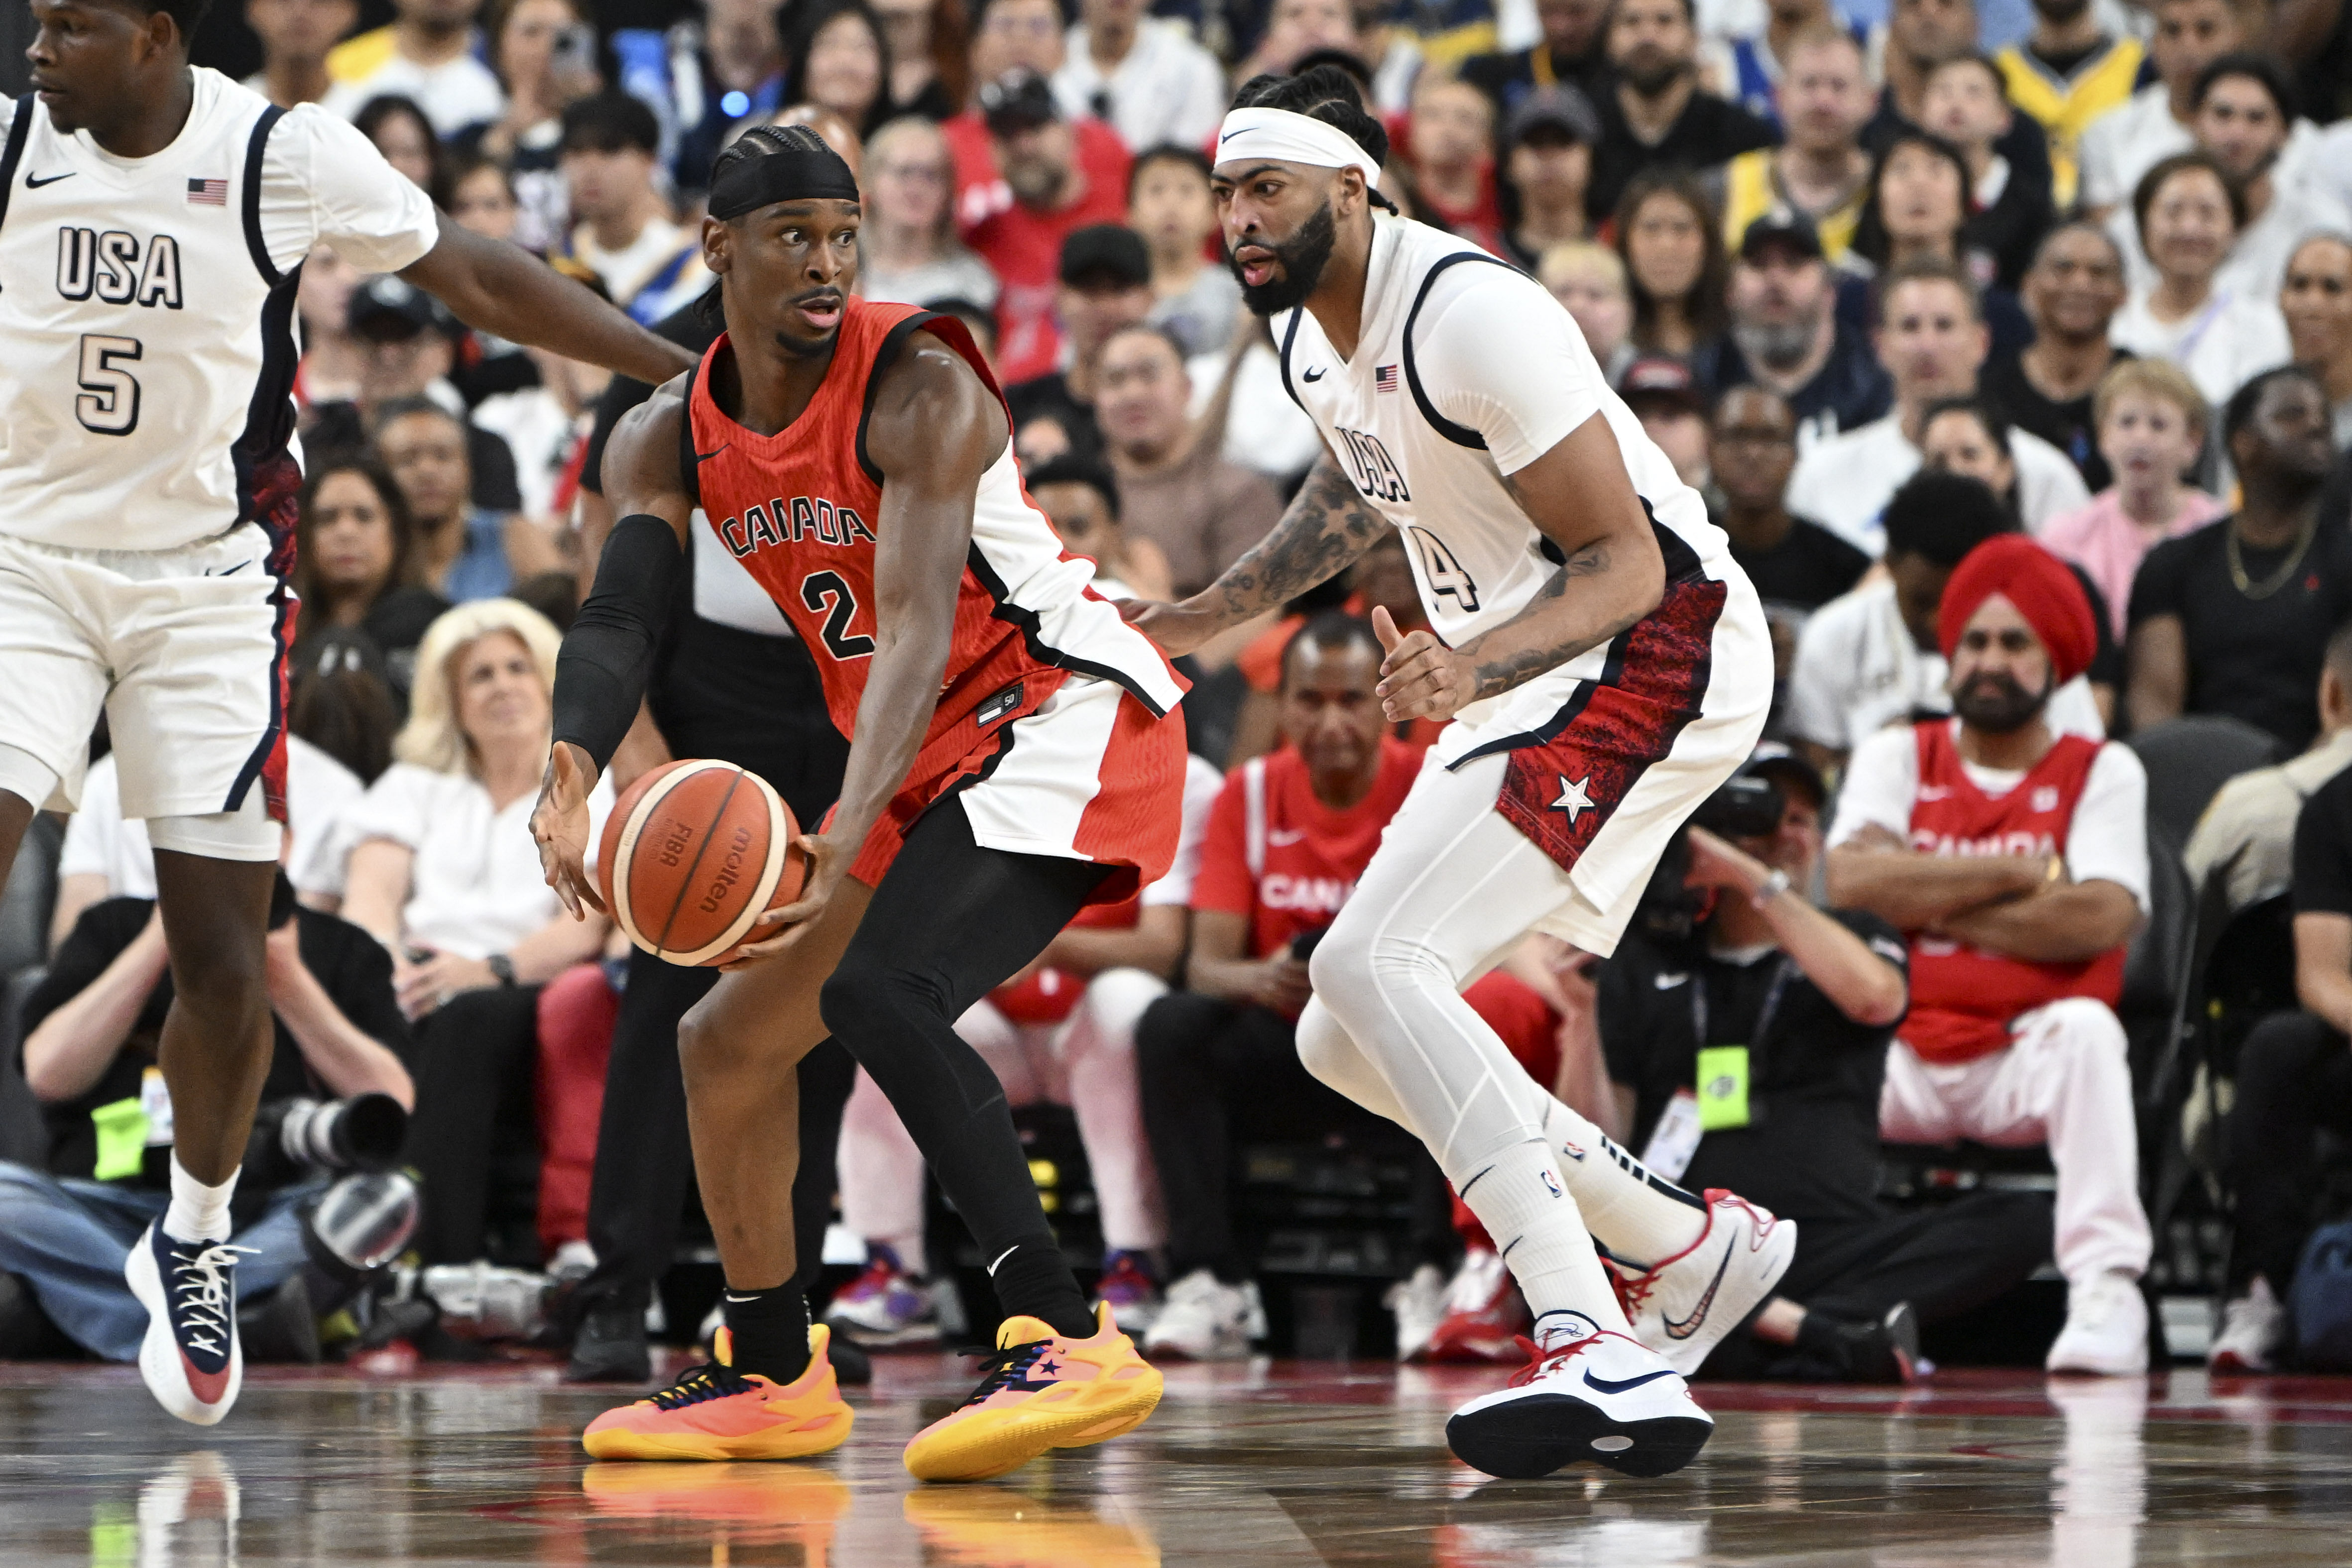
[[1275, 215, 1760, 759], [0, 69, 438, 553]]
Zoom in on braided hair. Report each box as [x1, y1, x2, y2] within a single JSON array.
[[696, 123, 848, 327]]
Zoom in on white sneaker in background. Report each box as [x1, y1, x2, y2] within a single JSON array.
[[2046, 1270, 2151, 1376], [1445, 1309, 1714, 1479], [1143, 1270, 1262, 1361], [2209, 1277, 2286, 1373], [1386, 1263, 1447, 1363]]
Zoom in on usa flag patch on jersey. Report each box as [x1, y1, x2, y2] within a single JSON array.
[[186, 178, 228, 206], [1375, 365, 1399, 393]]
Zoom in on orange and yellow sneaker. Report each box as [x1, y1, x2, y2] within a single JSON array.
[[902, 1302, 1162, 1483], [581, 1324, 854, 1461]]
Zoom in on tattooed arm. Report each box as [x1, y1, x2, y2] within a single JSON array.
[[1119, 447, 1387, 658], [1371, 412, 1664, 724]]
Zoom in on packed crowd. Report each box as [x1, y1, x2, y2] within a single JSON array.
[[3, 0, 2352, 1381]]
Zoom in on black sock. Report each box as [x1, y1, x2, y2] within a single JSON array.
[[720, 1284, 810, 1383], [989, 1241, 1097, 1340]]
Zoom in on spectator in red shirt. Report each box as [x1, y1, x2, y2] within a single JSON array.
[[1405, 74, 1506, 253], [957, 67, 1137, 384]]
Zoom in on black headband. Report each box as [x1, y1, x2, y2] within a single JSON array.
[[708, 145, 861, 220]]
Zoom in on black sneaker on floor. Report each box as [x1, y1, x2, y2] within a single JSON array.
[[1785, 1301, 1919, 1384], [827, 1332, 872, 1386], [0, 1270, 76, 1358], [238, 1273, 322, 1365], [565, 1298, 652, 1383]]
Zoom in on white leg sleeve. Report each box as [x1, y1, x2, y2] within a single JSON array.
[[835, 1067, 928, 1276], [1056, 967, 1169, 1252]]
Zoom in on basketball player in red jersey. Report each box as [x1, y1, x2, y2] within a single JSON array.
[[529, 124, 1188, 1479]]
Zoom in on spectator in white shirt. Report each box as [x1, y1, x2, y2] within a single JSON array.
[[2283, 234, 2352, 451], [2077, 0, 2245, 220], [1053, 0, 1226, 153], [2107, 150, 2292, 410], [857, 116, 1002, 308], [323, 0, 508, 138], [558, 93, 705, 324], [1787, 256, 2089, 552]]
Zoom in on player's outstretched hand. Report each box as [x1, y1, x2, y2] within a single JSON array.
[[718, 833, 840, 970], [532, 741, 606, 918], [1119, 597, 1223, 659], [1371, 605, 1473, 722]]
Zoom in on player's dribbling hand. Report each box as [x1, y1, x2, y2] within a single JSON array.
[[717, 833, 840, 970], [1371, 605, 1473, 722], [532, 742, 606, 918], [1118, 597, 1221, 658]]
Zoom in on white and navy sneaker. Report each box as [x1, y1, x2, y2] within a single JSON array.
[[1608, 1189, 1796, 1375], [125, 1223, 255, 1426], [1446, 1311, 1713, 1479]]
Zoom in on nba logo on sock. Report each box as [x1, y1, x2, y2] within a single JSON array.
[[1542, 1168, 1564, 1198]]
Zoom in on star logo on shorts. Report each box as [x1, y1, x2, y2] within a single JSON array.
[[1551, 775, 1595, 821]]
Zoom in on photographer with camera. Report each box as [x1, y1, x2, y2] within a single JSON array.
[[0, 874, 414, 1365], [1602, 748, 2053, 1381]]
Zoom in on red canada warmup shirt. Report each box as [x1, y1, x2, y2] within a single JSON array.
[[1191, 737, 1425, 961]]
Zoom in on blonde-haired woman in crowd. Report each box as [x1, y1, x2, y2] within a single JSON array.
[[857, 115, 999, 307], [2041, 359, 2228, 639], [340, 599, 614, 1273]]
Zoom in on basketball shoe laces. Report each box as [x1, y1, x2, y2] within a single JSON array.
[[645, 1359, 760, 1411], [1504, 1332, 1603, 1388], [167, 1241, 257, 1360], [952, 1339, 1056, 1407]]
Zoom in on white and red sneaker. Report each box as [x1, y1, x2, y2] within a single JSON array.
[[125, 1223, 254, 1426], [1091, 1250, 1165, 1335], [1607, 1189, 1796, 1375], [822, 1245, 940, 1347], [1445, 1310, 1714, 1479], [1417, 1249, 1530, 1364]]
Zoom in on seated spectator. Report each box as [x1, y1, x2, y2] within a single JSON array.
[[1234, 0, 1361, 84], [1844, 129, 2031, 352], [2042, 360, 2225, 639], [662, 0, 789, 198], [2212, 761, 2352, 1369], [246, 0, 357, 111], [288, 649, 400, 791], [2107, 156, 2293, 413], [1828, 536, 2154, 1375], [873, 0, 962, 121], [2127, 368, 2351, 753], [1710, 385, 1870, 695], [943, 0, 1122, 229], [470, 301, 614, 525], [1137, 616, 1459, 1360], [558, 93, 706, 325], [1025, 454, 1172, 601], [784, 0, 893, 139], [465, 0, 595, 252], [446, 150, 520, 243], [1787, 471, 2106, 773], [353, 92, 450, 205], [829, 752, 1223, 1344], [337, 599, 613, 1269], [377, 398, 562, 602], [1619, 357, 1713, 489], [1990, 0, 2141, 213], [1539, 240, 1635, 386], [1695, 0, 1842, 129], [963, 68, 1133, 385], [2282, 234, 2352, 451], [1789, 257, 2085, 552], [290, 454, 451, 710], [1005, 225, 1153, 467], [324, 0, 506, 137], [2186, 622, 2352, 912], [1186, 319, 1329, 494], [1406, 75, 1505, 255], [1719, 29, 1878, 268], [1497, 88, 1597, 271], [1460, 0, 1615, 118], [859, 117, 1000, 310], [1, 879, 412, 1362], [295, 244, 368, 416], [1980, 221, 2131, 491], [1710, 211, 1892, 444], [1867, 0, 2055, 207], [1130, 146, 1242, 358], [1098, 324, 1286, 598], [2076, 0, 2246, 221], [1604, 751, 2052, 1381], [1922, 54, 2056, 293], [1615, 169, 1730, 364], [1587, 0, 1776, 228], [1052, 0, 1224, 152]]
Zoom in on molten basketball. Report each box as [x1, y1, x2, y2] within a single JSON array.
[[597, 760, 804, 966]]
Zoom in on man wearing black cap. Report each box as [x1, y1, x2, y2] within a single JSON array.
[[1709, 212, 1891, 445], [966, 67, 1135, 384], [1004, 224, 1156, 469], [1499, 86, 1600, 271]]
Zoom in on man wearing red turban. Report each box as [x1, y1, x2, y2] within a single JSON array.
[[1821, 533, 2156, 1377]]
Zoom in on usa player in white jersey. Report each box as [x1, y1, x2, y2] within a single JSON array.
[[1128, 67, 1795, 1480], [5, 0, 695, 1426]]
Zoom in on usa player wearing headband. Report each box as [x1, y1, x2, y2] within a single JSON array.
[[0, 0, 696, 1427], [534, 124, 1186, 1478], [1126, 68, 1794, 1480]]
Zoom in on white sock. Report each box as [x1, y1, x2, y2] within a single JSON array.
[[164, 1157, 238, 1244], [1537, 1098, 1707, 1270], [1456, 1138, 1630, 1334]]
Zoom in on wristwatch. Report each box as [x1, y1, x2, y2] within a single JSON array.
[[487, 953, 517, 987]]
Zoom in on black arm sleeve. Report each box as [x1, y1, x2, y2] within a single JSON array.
[[550, 513, 682, 771]]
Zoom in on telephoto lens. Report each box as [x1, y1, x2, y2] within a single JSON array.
[[246, 1093, 409, 1187]]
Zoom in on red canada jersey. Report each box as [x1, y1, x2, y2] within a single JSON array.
[[1191, 737, 1426, 963], [1901, 722, 2126, 1065], [684, 300, 1184, 777]]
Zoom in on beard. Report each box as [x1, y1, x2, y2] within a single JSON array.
[[1231, 200, 1338, 317], [2033, 0, 2092, 20], [1732, 316, 1817, 372], [1951, 669, 2053, 734], [1621, 52, 1687, 97]]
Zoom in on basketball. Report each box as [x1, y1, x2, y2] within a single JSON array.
[[597, 760, 804, 965]]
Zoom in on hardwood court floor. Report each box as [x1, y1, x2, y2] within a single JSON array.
[[2, 1355, 2350, 1565]]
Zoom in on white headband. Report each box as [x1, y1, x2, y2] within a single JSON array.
[[1214, 107, 1384, 194]]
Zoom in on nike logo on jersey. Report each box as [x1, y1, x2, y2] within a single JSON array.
[[694, 443, 731, 463], [25, 171, 74, 188], [1583, 1368, 1678, 1396], [1301, 366, 1325, 382]]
